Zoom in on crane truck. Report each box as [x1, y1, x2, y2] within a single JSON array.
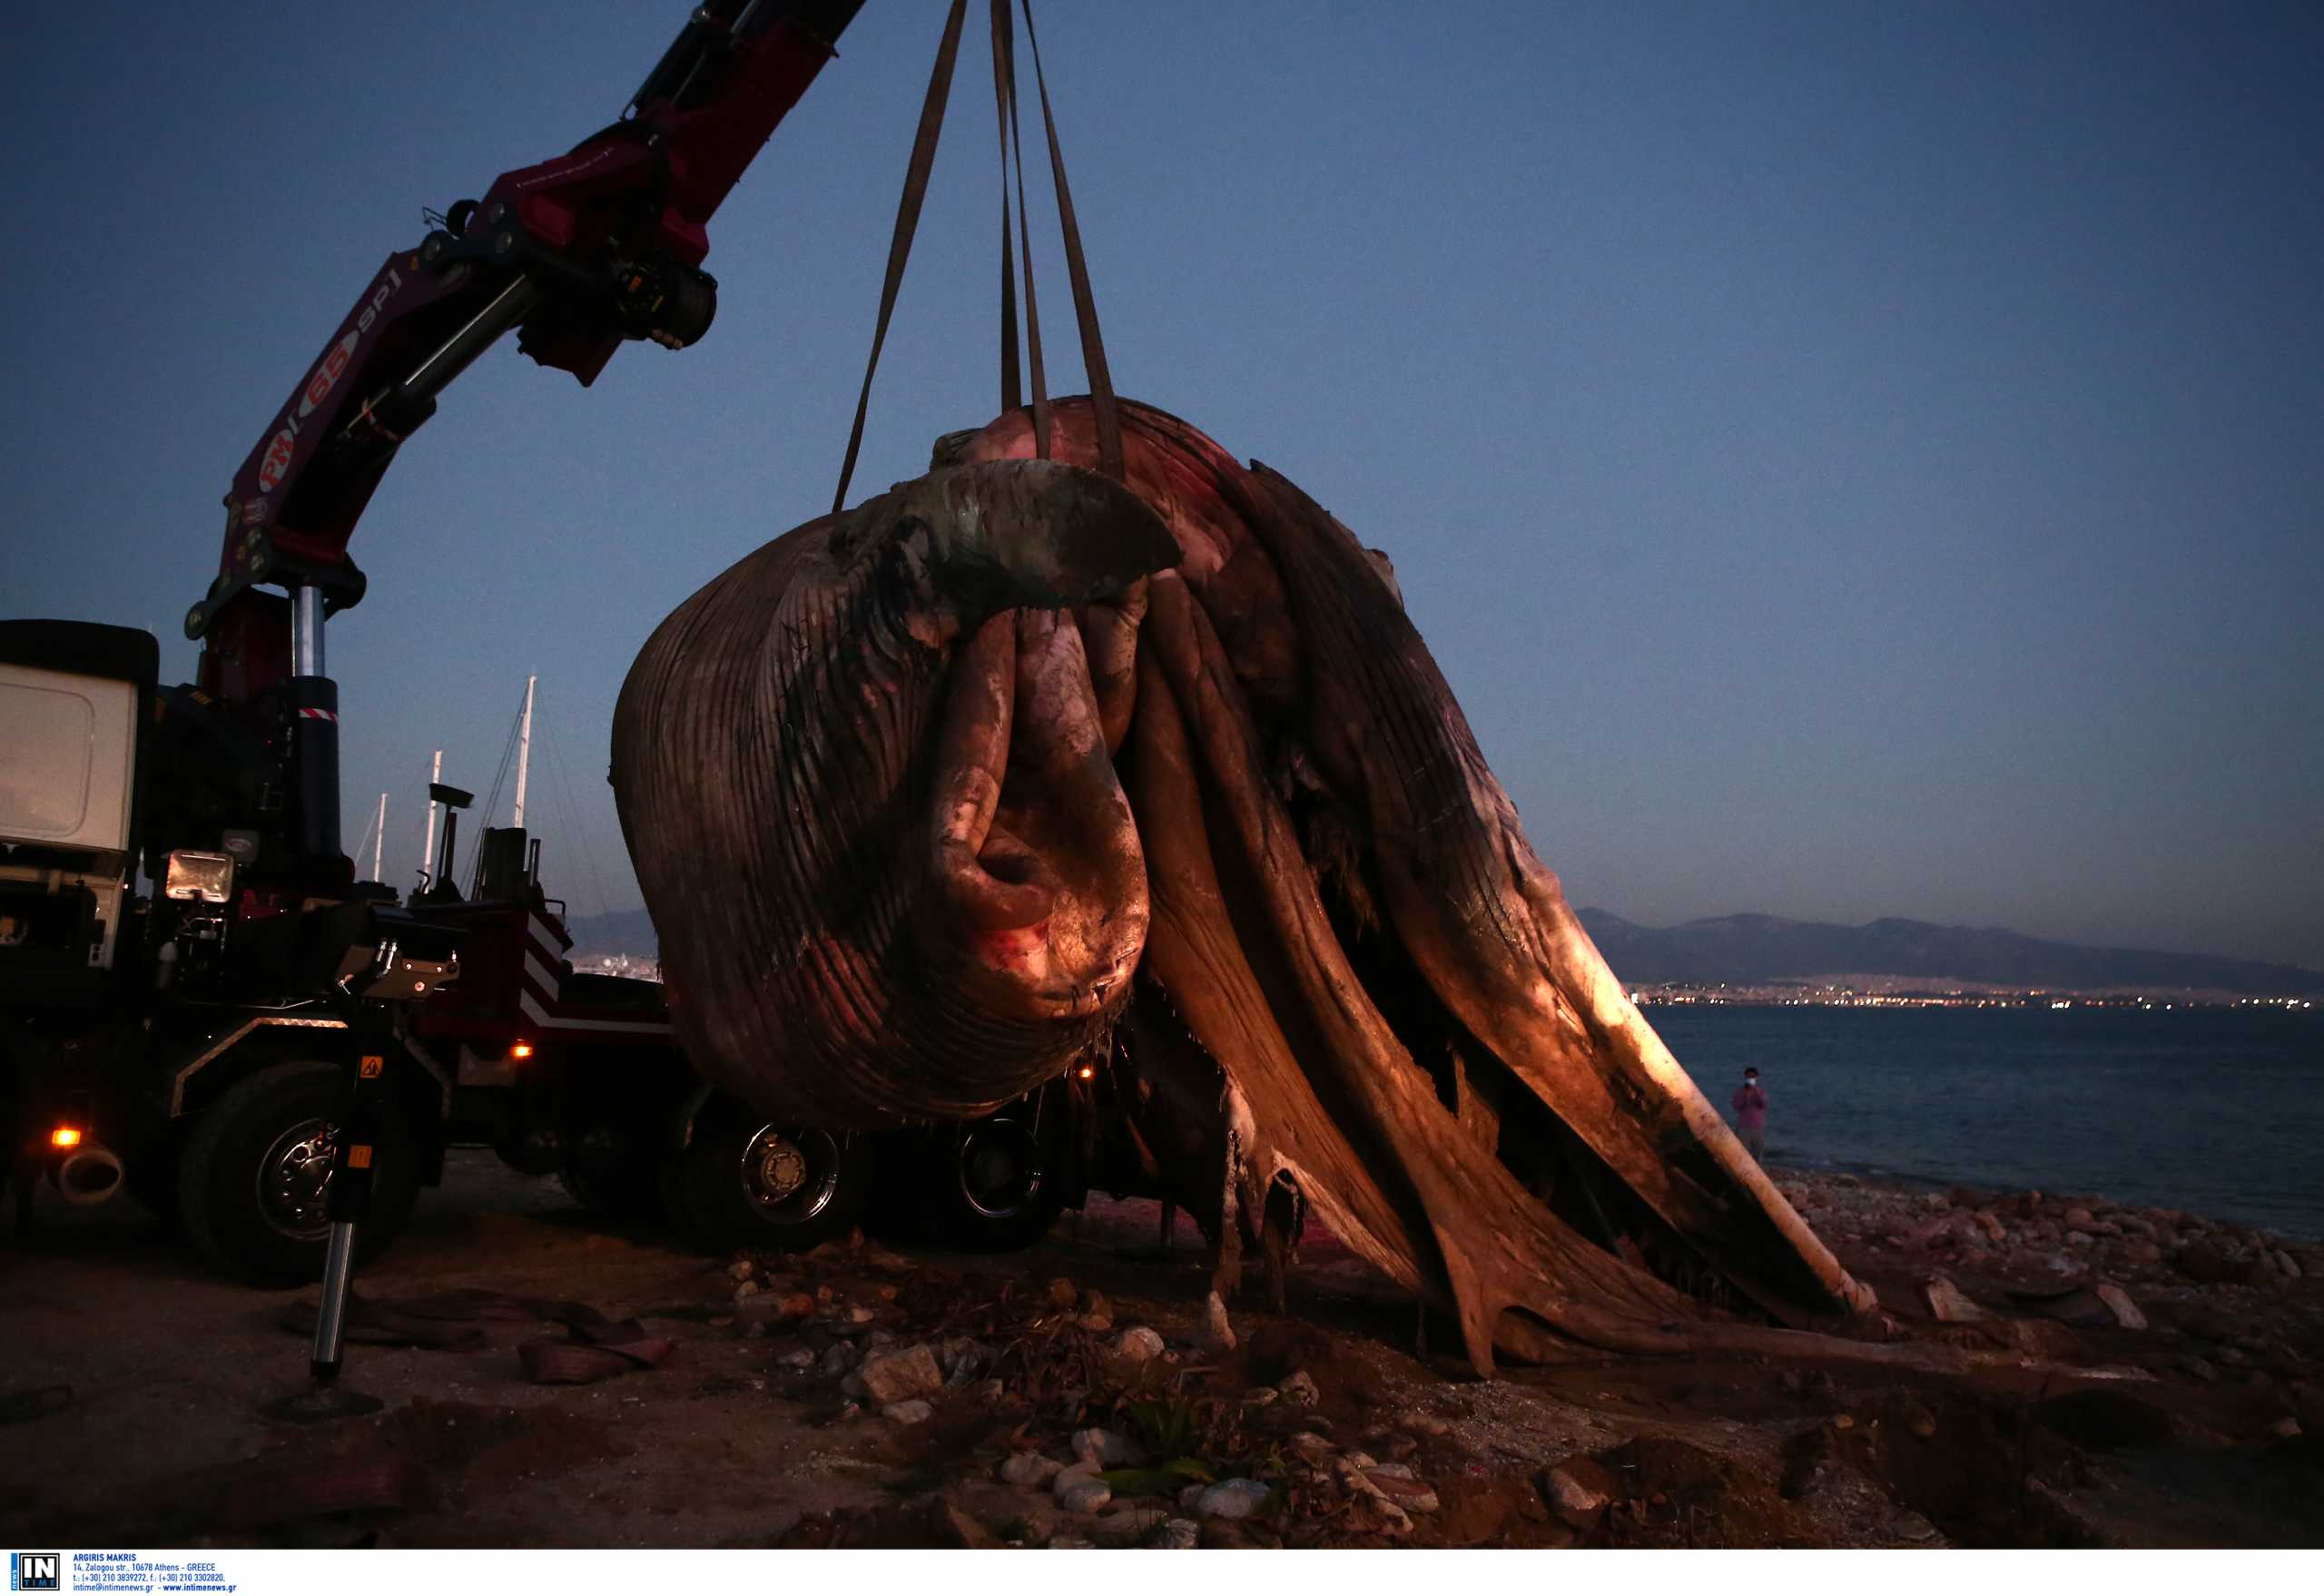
[[1, 0, 1098, 1286]]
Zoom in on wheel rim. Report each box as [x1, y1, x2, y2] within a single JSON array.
[[738, 1126, 841, 1225], [957, 1119, 1044, 1219], [257, 1117, 338, 1241]]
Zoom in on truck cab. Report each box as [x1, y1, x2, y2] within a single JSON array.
[[2, 622, 154, 1207], [2, 617, 460, 1278], [0, 621, 150, 1010]]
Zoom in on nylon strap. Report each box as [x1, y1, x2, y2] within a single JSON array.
[[1019, 0, 1122, 481], [832, 0, 970, 515], [833, 0, 1118, 505], [990, 0, 1021, 414], [998, 1, 1050, 460]]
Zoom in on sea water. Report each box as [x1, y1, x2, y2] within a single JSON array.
[[1654, 1004, 2324, 1238]]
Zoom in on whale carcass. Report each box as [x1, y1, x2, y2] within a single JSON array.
[[611, 397, 1878, 1374]]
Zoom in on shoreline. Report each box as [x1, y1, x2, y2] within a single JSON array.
[[1636, 991, 2322, 1009], [1768, 1164, 2320, 1377], [1768, 1157, 2321, 1247], [1653, 1002, 2324, 1244]]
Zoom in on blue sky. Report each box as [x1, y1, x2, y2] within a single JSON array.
[[4, 1, 2318, 966]]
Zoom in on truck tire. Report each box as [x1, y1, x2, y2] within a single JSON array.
[[870, 1107, 1069, 1253], [176, 1059, 419, 1286], [662, 1110, 870, 1254], [930, 1111, 1069, 1251]]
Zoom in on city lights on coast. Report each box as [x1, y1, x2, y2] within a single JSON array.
[[1625, 984, 2314, 1011]]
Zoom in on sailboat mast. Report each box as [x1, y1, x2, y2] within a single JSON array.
[[372, 792, 387, 882], [419, 749, 443, 883], [512, 675, 537, 829]]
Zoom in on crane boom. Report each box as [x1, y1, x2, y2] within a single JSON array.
[[190, 0, 864, 706], [165, 1, 861, 898]]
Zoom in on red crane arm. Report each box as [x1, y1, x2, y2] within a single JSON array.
[[192, 0, 865, 701]]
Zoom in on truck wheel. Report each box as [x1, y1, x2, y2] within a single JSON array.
[[664, 1114, 870, 1254], [932, 1113, 1068, 1251], [176, 1059, 419, 1286]]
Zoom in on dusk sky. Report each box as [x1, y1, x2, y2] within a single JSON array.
[[4, 2, 2318, 968]]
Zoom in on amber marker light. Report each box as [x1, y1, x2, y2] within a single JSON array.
[[1076, 1065, 1095, 1080], [510, 1042, 536, 1060], [51, 1126, 84, 1149]]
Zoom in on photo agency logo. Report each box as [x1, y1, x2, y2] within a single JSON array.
[[10, 1554, 60, 1592]]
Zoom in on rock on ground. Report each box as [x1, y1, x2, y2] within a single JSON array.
[[1071, 1427, 1138, 1468], [1000, 1451, 1065, 1487], [1365, 1470, 1440, 1513], [1057, 1477, 1113, 1515], [1202, 1290, 1236, 1351], [856, 1344, 943, 1404], [1541, 1466, 1608, 1515], [1925, 1275, 1988, 1322], [1110, 1326, 1166, 1365], [2093, 1283, 2147, 1329], [1194, 1478, 1270, 1520], [1091, 1507, 1168, 1545]]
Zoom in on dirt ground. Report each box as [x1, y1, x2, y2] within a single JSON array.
[[3, 1155, 2319, 1550]]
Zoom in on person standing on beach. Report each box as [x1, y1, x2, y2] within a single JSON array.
[[1731, 1068, 1768, 1161]]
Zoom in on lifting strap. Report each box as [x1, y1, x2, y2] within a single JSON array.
[[1018, 0, 1122, 481], [990, 0, 1021, 415], [993, 0, 1049, 463], [832, 0, 1120, 514], [832, 0, 970, 516]]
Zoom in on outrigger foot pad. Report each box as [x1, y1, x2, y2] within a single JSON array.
[[261, 1383, 385, 1424]]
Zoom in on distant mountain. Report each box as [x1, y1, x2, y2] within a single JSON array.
[[1577, 910, 2323, 997], [569, 901, 2318, 997]]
